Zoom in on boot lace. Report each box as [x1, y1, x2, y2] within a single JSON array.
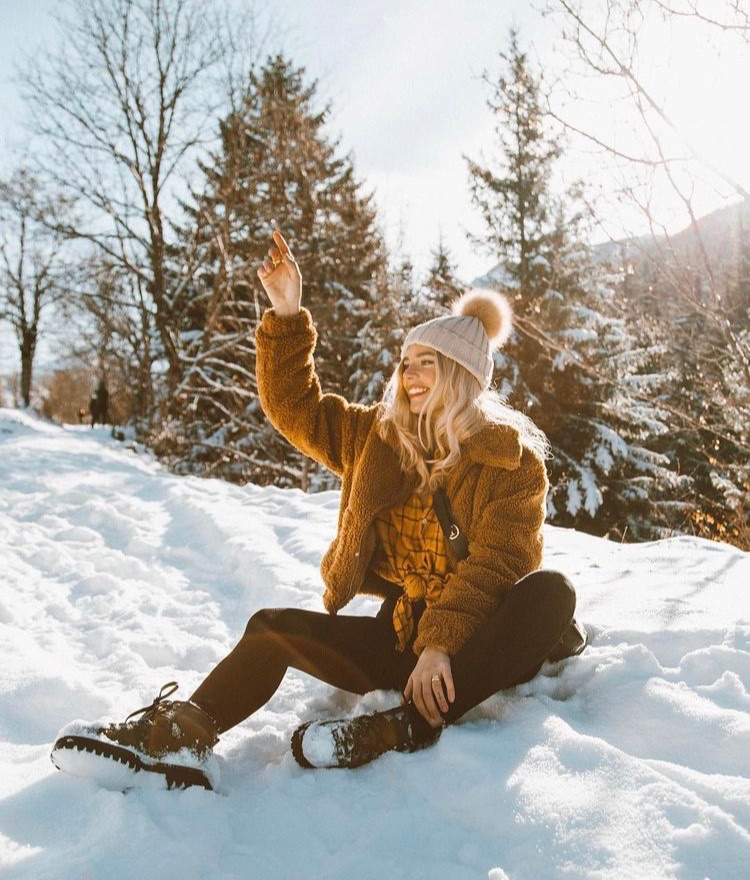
[[125, 681, 179, 723]]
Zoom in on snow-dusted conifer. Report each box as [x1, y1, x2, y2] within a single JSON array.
[[466, 31, 686, 541], [614, 207, 750, 547], [161, 54, 388, 487], [424, 236, 462, 310]]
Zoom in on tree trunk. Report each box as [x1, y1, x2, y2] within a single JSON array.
[[19, 328, 37, 407]]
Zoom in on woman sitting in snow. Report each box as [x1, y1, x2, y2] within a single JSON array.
[[52, 231, 586, 790]]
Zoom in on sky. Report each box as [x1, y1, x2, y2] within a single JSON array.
[[0, 0, 555, 283], [1, 0, 749, 373]]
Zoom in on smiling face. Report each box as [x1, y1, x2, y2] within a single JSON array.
[[401, 345, 438, 414]]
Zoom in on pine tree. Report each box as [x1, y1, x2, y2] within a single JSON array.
[[350, 244, 429, 406], [230, 55, 387, 396], [466, 31, 566, 298], [615, 209, 750, 547], [349, 261, 402, 404], [423, 235, 462, 309], [353, 236, 461, 407], [467, 31, 685, 541], [160, 54, 389, 487]]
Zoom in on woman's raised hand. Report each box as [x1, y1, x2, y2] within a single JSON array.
[[256, 230, 301, 317]]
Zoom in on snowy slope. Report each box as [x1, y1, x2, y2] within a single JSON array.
[[0, 407, 748, 880]]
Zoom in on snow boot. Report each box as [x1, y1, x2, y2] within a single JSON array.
[[291, 705, 440, 769], [51, 682, 220, 791], [548, 617, 588, 663]]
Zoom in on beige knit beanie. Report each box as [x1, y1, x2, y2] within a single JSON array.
[[401, 289, 513, 390]]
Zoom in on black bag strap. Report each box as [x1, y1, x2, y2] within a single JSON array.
[[432, 487, 469, 560]]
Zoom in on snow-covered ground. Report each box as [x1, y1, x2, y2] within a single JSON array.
[[0, 407, 748, 880]]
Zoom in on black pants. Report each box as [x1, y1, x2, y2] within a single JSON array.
[[191, 570, 576, 736]]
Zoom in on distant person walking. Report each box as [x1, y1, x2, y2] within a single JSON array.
[[88, 379, 109, 427], [52, 231, 586, 790]]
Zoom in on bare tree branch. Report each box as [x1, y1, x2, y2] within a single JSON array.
[[20, 0, 262, 395], [548, 0, 750, 201]]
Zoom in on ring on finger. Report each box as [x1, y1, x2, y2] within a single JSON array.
[[431, 674, 441, 683]]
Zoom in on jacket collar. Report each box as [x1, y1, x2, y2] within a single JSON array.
[[462, 424, 522, 469]]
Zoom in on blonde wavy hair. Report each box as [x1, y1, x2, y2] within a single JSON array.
[[377, 349, 549, 494]]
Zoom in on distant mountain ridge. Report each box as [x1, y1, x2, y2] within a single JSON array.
[[604, 200, 750, 281], [469, 199, 750, 287]]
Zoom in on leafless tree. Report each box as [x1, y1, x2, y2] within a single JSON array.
[[20, 0, 263, 397], [0, 169, 70, 406], [64, 258, 159, 426], [653, 0, 750, 35], [544, 0, 750, 384]]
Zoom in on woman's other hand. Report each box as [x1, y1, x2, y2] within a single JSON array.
[[404, 646, 455, 728], [257, 230, 301, 316]]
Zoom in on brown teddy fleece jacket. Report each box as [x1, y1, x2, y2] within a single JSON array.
[[255, 307, 549, 657]]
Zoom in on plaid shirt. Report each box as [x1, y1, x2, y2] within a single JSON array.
[[372, 492, 453, 651]]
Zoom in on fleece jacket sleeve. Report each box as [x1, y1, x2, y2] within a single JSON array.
[[255, 308, 373, 477]]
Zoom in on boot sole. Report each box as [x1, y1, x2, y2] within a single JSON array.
[[291, 722, 316, 769], [51, 735, 213, 791], [291, 719, 362, 769]]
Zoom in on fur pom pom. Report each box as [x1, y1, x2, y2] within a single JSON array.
[[452, 288, 513, 348]]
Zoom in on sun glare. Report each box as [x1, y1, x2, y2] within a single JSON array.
[[659, 14, 750, 190]]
